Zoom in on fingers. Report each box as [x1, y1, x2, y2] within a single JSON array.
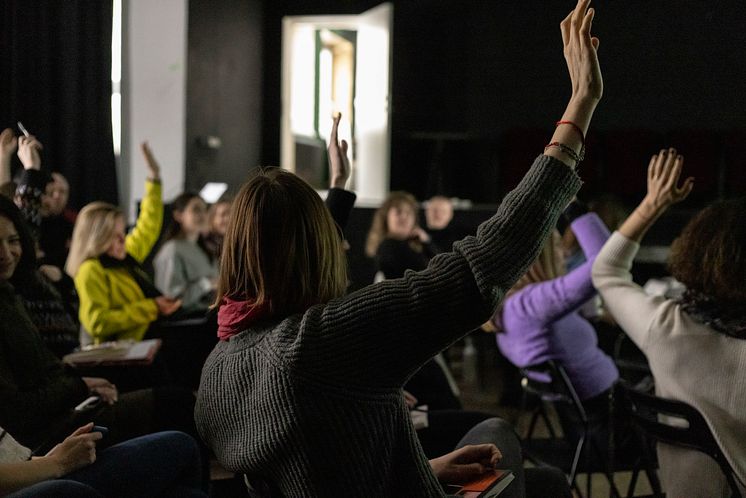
[[71, 422, 95, 437], [340, 139, 348, 156], [579, 7, 595, 47], [663, 154, 683, 191], [560, 10, 573, 47], [677, 177, 695, 199], [331, 112, 341, 143], [570, 0, 591, 46]]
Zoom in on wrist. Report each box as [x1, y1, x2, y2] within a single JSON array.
[[41, 455, 66, 479], [330, 177, 347, 189], [639, 197, 666, 219]]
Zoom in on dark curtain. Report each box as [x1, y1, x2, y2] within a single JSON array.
[[0, 1, 117, 209]]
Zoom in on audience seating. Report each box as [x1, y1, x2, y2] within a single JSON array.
[[519, 360, 627, 498], [616, 382, 743, 498]]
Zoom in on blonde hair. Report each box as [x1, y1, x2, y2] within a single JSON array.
[[66, 202, 123, 276], [214, 168, 347, 318], [509, 230, 566, 295], [365, 191, 419, 257], [491, 230, 566, 332]]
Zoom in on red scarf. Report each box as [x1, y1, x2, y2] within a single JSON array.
[[217, 297, 270, 341]]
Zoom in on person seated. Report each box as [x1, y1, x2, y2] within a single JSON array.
[[592, 149, 746, 497], [66, 142, 181, 344], [366, 191, 439, 280], [203, 197, 231, 262], [0, 195, 200, 457], [0, 423, 205, 498], [153, 192, 217, 313], [194, 2, 600, 495], [424, 195, 469, 251], [490, 200, 622, 452]]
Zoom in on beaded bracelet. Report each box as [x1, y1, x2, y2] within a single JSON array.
[[544, 141, 585, 164]]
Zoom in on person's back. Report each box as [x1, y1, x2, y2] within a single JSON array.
[[196, 4, 602, 494]]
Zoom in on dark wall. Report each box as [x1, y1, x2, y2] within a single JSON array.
[[260, 0, 746, 204], [186, 0, 264, 194]]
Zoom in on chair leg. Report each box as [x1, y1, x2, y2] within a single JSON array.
[[540, 402, 558, 438], [626, 465, 640, 498], [570, 434, 585, 492]]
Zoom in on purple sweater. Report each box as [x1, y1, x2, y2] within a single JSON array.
[[496, 213, 618, 400]]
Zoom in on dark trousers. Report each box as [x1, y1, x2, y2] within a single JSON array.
[[453, 418, 571, 498], [8, 431, 206, 498]]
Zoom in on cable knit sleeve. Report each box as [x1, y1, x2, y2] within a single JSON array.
[[286, 155, 581, 388]]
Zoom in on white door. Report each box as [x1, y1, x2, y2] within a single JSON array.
[[281, 3, 393, 203]]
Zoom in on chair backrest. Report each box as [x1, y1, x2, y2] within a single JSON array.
[[617, 382, 742, 498], [521, 360, 588, 423]]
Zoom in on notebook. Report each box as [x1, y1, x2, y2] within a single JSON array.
[[63, 339, 161, 367]]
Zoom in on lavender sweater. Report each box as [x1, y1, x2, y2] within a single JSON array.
[[496, 213, 618, 400]]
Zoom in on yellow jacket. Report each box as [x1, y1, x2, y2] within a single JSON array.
[[75, 180, 163, 342]]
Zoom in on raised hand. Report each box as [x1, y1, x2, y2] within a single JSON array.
[[17, 135, 43, 170], [429, 444, 502, 484], [140, 141, 161, 181], [642, 148, 694, 213], [560, 0, 602, 102], [618, 147, 694, 243], [410, 226, 431, 244], [0, 128, 18, 159], [44, 423, 102, 477], [327, 113, 351, 189], [155, 296, 182, 316], [0, 129, 17, 184]]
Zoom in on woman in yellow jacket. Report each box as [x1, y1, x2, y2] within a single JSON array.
[[66, 143, 181, 343]]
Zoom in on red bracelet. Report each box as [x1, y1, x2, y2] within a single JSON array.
[[555, 120, 585, 145]]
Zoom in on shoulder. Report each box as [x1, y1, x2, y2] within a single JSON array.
[[155, 239, 179, 259], [76, 258, 105, 280]]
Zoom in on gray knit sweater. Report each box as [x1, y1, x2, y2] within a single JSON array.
[[195, 155, 580, 497]]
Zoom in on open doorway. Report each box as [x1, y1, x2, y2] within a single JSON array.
[[281, 3, 392, 203]]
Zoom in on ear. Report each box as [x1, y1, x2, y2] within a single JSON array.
[[173, 209, 184, 223]]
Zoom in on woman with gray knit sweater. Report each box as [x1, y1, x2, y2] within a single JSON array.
[[195, 1, 600, 496], [592, 150, 746, 497]]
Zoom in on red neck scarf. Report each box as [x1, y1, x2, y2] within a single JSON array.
[[217, 297, 270, 341]]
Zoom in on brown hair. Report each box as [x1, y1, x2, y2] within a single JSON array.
[[668, 198, 746, 305], [365, 191, 420, 257], [214, 168, 348, 317]]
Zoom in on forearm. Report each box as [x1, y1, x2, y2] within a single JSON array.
[[618, 198, 662, 243], [545, 97, 598, 168], [0, 156, 10, 185], [0, 458, 62, 495]]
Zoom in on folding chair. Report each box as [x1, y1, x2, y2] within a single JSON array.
[[520, 360, 624, 498], [617, 382, 743, 498]]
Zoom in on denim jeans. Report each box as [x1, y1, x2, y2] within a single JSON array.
[[8, 431, 206, 498]]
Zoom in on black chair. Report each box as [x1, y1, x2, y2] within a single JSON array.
[[617, 382, 743, 498], [520, 360, 626, 498]]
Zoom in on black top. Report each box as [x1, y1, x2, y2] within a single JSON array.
[[376, 238, 440, 279]]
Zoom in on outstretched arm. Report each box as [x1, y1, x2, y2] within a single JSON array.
[[593, 149, 693, 348], [291, 0, 600, 389], [325, 113, 356, 233], [125, 142, 164, 263], [0, 129, 17, 187]]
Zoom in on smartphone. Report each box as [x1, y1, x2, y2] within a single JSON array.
[[74, 395, 102, 412], [92, 426, 109, 437], [17, 121, 30, 137]]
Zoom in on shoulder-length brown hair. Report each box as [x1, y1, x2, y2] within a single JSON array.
[[669, 197, 746, 305], [365, 191, 420, 257], [214, 168, 347, 317]]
